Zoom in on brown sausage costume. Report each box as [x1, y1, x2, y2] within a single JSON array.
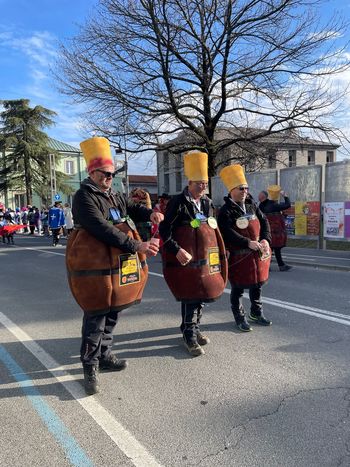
[[66, 138, 149, 315], [66, 136, 157, 395], [159, 150, 227, 356], [217, 165, 272, 332]]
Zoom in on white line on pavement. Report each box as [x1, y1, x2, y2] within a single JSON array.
[[14, 247, 350, 326], [13, 248, 350, 326], [148, 273, 350, 327], [282, 256, 316, 262], [0, 313, 163, 467], [284, 253, 350, 262]]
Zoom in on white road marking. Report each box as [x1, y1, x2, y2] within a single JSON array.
[[0, 313, 163, 467], [150, 273, 350, 327], [282, 255, 316, 262], [1, 245, 349, 463], [284, 253, 350, 262], [5, 247, 350, 326]]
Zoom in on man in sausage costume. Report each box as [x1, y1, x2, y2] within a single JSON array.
[[66, 136, 163, 395], [258, 185, 292, 271], [217, 165, 272, 332], [159, 150, 227, 357]]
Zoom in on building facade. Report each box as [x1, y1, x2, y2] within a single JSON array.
[[156, 128, 339, 196], [1, 137, 124, 209], [128, 175, 158, 204]]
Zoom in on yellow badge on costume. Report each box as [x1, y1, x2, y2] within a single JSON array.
[[119, 254, 140, 286], [208, 247, 221, 274]]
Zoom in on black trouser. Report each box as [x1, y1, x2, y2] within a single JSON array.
[[51, 228, 61, 245], [6, 234, 14, 244], [180, 302, 204, 345], [80, 309, 119, 366], [230, 284, 263, 323], [273, 247, 285, 267]]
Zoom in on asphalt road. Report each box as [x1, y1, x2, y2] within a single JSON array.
[[0, 234, 349, 467]]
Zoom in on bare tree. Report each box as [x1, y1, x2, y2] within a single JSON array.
[[56, 0, 350, 176]]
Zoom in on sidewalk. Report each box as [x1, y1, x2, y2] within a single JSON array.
[[271, 247, 350, 272]]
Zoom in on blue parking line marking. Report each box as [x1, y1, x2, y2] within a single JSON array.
[[0, 345, 94, 467]]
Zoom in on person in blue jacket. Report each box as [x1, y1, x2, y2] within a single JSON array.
[[48, 201, 65, 246]]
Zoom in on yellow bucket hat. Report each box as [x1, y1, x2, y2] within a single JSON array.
[[267, 185, 281, 201], [80, 137, 114, 173], [183, 150, 208, 181], [219, 165, 247, 192]]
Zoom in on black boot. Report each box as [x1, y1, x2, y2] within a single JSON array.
[[99, 354, 128, 372], [83, 364, 100, 395], [233, 306, 252, 332], [196, 304, 210, 345]]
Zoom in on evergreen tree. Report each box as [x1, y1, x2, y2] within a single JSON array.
[[0, 99, 69, 206]]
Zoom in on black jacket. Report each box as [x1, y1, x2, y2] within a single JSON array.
[[72, 178, 152, 253], [259, 197, 291, 214], [159, 187, 215, 255], [218, 195, 271, 248]]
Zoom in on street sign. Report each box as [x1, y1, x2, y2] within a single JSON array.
[[54, 194, 61, 201]]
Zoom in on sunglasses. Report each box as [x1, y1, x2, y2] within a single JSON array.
[[237, 186, 249, 191], [95, 169, 116, 178]]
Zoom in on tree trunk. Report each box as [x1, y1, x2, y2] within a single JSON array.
[[23, 151, 33, 206]]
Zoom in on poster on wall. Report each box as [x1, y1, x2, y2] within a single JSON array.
[[323, 202, 345, 238], [283, 205, 295, 235], [295, 201, 307, 235], [294, 201, 320, 236], [306, 201, 321, 236], [345, 202, 350, 239]]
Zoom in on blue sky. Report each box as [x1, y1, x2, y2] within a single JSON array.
[[0, 0, 156, 173], [1, 0, 350, 169]]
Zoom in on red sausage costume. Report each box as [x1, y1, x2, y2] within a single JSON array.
[[217, 164, 272, 332], [260, 185, 290, 248], [159, 150, 227, 356], [259, 185, 292, 271]]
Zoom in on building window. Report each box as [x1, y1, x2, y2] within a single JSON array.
[[164, 173, 169, 192], [164, 153, 169, 171], [14, 193, 26, 208], [65, 160, 74, 175], [174, 154, 182, 170], [308, 150, 315, 165], [288, 150, 296, 167], [176, 171, 182, 192], [267, 152, 276, 169], [326, 151, 334, 163]]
